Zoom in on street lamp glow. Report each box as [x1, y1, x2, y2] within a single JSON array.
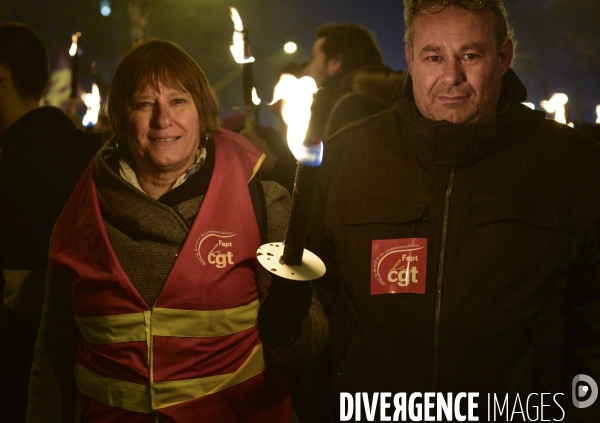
[[100, 0, 111, 17], [283, 42, 297, 54]]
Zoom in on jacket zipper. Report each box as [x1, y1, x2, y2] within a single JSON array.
[[432, 167, 455, 391]]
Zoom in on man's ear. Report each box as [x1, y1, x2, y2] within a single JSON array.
[[405, 45, 413, 74], [327, 56, 342, 77], [499, 39, 513, 74]]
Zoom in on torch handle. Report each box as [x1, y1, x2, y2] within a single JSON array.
[[70, 52, 80, 100], [242, 62, 254, 110], [241, 29, 254, 113], [279, 87, 330, 267], [280, 163, 319, 266]]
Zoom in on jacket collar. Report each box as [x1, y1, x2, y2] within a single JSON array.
[[321, 64, 394, 98], [393, 68, 528, 166]]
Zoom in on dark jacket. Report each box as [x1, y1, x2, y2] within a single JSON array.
[[0, 106, 101, 422], [0, 106, 101, 305], [308, 69, 600, 421], [320, 65, 407, 138]]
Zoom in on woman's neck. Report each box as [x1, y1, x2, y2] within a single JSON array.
[[136, 172, 179, 199]]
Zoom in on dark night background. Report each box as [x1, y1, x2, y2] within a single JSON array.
[[3, 0, 599, 126]]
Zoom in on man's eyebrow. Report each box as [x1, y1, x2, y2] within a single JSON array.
[[419, 45, 443, 55], [418, 42, 488, 56], [459, 42, 486, 53]]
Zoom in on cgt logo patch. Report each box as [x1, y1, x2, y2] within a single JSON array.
[[371, 238, 427, 295], [195, 231, 236, 268]]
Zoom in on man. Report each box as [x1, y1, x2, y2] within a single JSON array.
[[304, 23, 406, 138], [308, 1, 600, 421], [0, 22, 101, 421]]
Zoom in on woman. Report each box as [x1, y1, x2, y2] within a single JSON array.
[[27, 39, 327, 422]]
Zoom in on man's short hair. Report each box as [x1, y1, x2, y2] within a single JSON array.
[[403, 0, 516, 54], [315, 23, 383, 72], [0, 22, 49, 101]]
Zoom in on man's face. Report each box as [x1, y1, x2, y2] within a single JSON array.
[[405, 5, 513, 124], [304, 37, 341, 87]]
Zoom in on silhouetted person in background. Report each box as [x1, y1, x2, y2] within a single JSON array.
[[0, 22, 101, 422], [221, 61, 311, 194], [304, 23, 406, 139], [221, 112, 297, 194]]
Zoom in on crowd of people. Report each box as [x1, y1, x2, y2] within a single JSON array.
[[1, 0, 600, 422]]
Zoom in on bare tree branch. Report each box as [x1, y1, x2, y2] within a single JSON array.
[[128, 0, 150, 46]]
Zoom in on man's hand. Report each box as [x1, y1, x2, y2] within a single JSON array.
[[258, 275, 313, 346]]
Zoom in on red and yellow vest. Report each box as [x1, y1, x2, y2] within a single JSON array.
[[49, 131, 291, 422]]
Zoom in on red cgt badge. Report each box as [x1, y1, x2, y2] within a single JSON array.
[[371, 238, 427, 295]]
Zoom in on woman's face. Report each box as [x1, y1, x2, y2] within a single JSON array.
[[125, 81, 201, 180]]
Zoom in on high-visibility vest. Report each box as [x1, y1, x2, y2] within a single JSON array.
[[49, 130, 291, 422]]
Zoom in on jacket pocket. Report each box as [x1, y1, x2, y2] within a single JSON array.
[[471, 199, 559, 229], [344, 199, 429, 226], [470, 199, 561, 274]]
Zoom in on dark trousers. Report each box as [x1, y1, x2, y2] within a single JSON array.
[[0, 308, 41, 423], [292, 346, 335, 423]]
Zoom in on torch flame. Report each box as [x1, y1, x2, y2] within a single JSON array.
[[69, 32, 81, 57], [540, 93, 571, 125], [252, 87, 261, 106], [82, 83, 101, 127], [596, 105, 600, 125], [229, 7, 254, 64], [230, 7, 243, 31], [271, 74, 319, 163]]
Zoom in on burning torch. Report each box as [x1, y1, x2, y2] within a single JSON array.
[[541, 93, 574, 127], [82, 83, 101, 128], [69, 32, 81, 101], [229, 7, 257, 125], [256, 75, 328, 281]]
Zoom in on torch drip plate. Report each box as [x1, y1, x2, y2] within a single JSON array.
[[257, 242, 326, 281]]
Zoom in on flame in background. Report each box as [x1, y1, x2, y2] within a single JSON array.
[[229, 8, 254, 64], [540, 93, 571, 126], [271, 74, 318, 161], [69, 32, 81, 57], [596, 105, 600, 125], [82, 83, 101, 126], [252, 87, 261, 106]]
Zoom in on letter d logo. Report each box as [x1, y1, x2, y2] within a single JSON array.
[[573, 374, 598, 408]]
